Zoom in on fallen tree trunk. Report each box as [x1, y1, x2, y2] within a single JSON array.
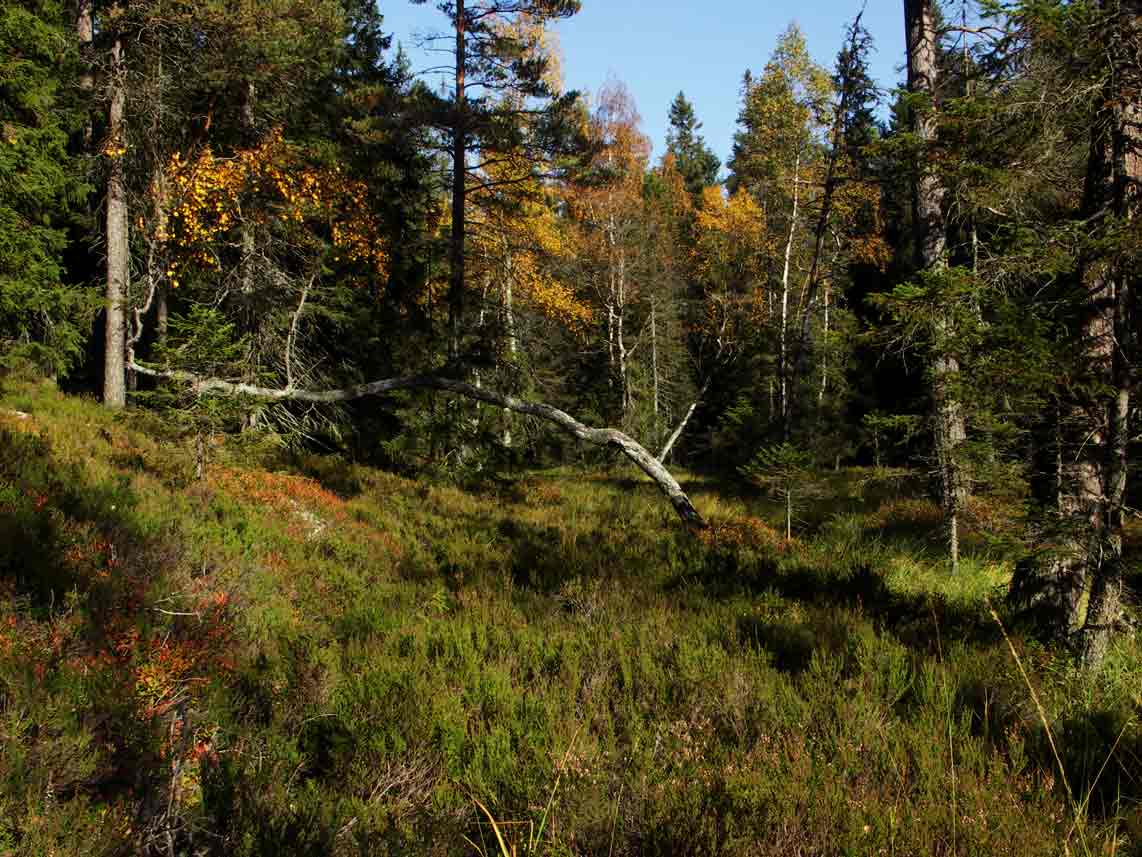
[[129, 362, 707, 530]]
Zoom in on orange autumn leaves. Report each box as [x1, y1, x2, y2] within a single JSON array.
[[164, 128, 386, 286]]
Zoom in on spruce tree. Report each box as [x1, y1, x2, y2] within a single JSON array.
[[0, 0, 92, 376], [665, 91, 720, 195]]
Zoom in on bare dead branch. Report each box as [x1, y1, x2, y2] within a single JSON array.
[[284, 271, 315, 390], [130, 361, 707, 529]]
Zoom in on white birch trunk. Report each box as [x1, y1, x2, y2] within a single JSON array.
[[502, 252, 515, 447], [779, 151, 801, 429], [651, 300, 659, 439], [819, 282, 829, 405]]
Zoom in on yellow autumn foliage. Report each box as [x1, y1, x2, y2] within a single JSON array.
[[164, 129, 386, 286], [692, 186, 773, 284], [471, 150, 594, 332]]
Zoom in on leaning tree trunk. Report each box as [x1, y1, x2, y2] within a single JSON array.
[[905, 0, 968, 570], [129, 360, 708, 530], [658, 376, 711, 463], [103, 31, 129, 409]]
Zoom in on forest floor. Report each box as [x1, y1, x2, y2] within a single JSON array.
[[0, 375, 1140, 856]]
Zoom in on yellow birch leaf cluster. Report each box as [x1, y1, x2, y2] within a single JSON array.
[[164, 129, 386, 287]]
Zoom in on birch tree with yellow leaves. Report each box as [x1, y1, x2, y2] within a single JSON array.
[[728, 24, 834, 434], [562, 81, 652, 424]]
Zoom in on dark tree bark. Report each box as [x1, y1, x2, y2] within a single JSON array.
[[1079, 2, 1138, 665], [905, 0, 968, 569], [76, 0, 94, 149], [155, 283, 168, 343], [1010, 0, 1138, 663]]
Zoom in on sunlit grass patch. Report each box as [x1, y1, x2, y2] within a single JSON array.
[[884, 552, 1012, 604]]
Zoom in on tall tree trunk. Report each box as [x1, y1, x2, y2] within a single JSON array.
[[240, 82, 256, 298], [239, 81, 263, 430], [1010, 0, 1137, 657], [932, 323, 967, 572], [150, 54, 169, 347], [604, 204, 629, 417], [76, 0, 94, 149], [905, 0, 968, 570], [606, 300, 616, 388], [103, 31, 128, 409], [617, 249, 629, 415], [502, 252, 516, 447], [473, 269, 490, 394], [819, 282, 829, 406], [449, 0, 467, 363], [1081, 0, 1139, 663], [1078, 10, 1138, 660], [779, 151, 801, 435], [651, 299, 660, 442]]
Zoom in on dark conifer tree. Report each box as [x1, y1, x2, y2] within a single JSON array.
[[0, 0, 92, 375], [665, 91, 721, 195]]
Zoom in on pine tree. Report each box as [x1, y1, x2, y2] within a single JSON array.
[[993, 0, 1140, 662], [410, 0, 582, 364]]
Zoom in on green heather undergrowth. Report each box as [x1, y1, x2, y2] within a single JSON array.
[[0, 378, 1139, 856]]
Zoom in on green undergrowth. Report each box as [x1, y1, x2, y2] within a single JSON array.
[[0, 377, 1139, 855]]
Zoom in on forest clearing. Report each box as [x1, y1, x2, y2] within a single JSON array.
[[2, 0, 1140, 853], [1, 377, 1139, 854]]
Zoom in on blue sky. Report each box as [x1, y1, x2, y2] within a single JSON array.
[[378, 1, 907, 172]]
